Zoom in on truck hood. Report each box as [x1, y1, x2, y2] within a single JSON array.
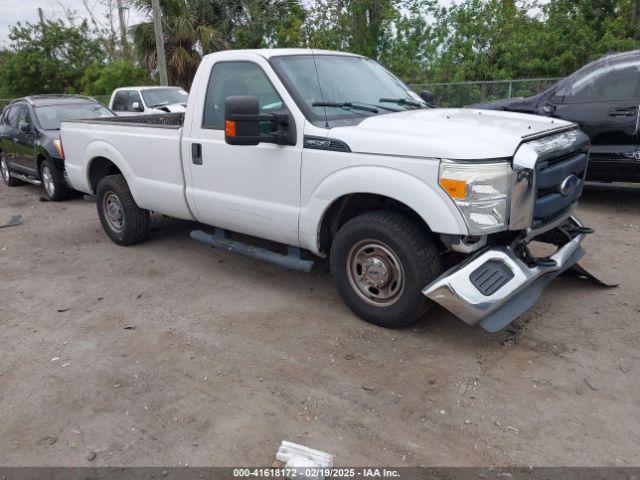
[[330, 108, 573, 160], [152, 103, 187, 113]]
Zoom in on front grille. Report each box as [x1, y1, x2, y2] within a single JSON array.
[[532, 150, 588, 227]]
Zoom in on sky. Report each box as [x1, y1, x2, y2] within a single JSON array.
[[0, 0, 461, 47], [0, 0, 145, 46]]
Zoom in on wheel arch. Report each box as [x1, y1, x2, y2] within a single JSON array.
[[317, 193, 436, 254], [36, 152, 47, 175], [88, 156, 123, 194], [299, 166, 467, 254], [80, 140, 134, 196]]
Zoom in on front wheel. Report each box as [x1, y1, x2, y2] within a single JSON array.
[[1, 152, 21, 187], [96, 174, 150, 246], [40, 159, 69, 201], [330, 210, 444, 328]]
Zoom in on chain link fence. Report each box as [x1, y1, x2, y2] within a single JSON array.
[[0, 79, 561, 113], [409, 78, 561, 108]]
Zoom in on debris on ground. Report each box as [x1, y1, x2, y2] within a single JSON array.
[[275, 441, 333, 480], [0, 215, 23, 229], [86, 451, 97, 462]]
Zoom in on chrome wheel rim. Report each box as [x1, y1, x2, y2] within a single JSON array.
[[42, 166, 55, 197], [0, 156, 9, 182], [346, 239, 405, 306], [103, 192, 125, 232]]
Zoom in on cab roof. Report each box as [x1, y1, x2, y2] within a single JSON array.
[[205, 48, 362, 60], [11, 95, 100, 107]]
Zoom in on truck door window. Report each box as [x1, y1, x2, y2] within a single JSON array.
[[127, 91, 143, 112], [555, 59, 640, 103], [112, 92, 127, 111], [203, 62, 283, 129]]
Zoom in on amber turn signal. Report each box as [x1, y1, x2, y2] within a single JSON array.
[[225, 120, 236, 138], [53, 139, 65, 160], [439, 178, 468, 199]]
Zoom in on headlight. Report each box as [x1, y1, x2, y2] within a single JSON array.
[[439, 160, 511, 234]]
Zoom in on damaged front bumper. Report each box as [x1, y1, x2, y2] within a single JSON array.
[[423, 215, 588, 332]]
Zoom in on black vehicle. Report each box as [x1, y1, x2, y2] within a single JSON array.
[[0, 95, 114, 200], [468, 50, 640, 183]]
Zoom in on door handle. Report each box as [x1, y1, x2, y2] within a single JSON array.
[[192, 143, 202, 165], [609, 107, 637, 117]]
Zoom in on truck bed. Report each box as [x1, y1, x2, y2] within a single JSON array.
[[62, 113, 193, 221], [71, 112, 185, 129]]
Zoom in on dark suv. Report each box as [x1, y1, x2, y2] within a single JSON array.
[[469, 50, 640, 183], [0, 95, 114, 200]]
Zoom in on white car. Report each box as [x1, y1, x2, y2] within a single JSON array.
[[109, 86, 188, 116], [61, 49, 592, 332]]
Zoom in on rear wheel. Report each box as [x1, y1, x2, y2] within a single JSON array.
[[1, 152, 21, 187], [40, 159, 69, 201], [96, 174, 150, 246], [330, 210, 444, 328]]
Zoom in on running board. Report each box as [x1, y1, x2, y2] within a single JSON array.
[[11, 173, 41, 185], [190, 229, 315, 273]]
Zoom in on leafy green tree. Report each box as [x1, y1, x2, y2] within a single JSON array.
[[130, 0, 228, 89], [80, 59, 152, 95], [0, 19, 104, 97], [305, 0, 399, 58]]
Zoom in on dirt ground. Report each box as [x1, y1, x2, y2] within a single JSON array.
[[0, 181, 639, 467]]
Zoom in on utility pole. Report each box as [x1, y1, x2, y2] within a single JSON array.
[[37, 7, 45, 26], [151, 0, 168, 86], [115, 0, 130, 58]]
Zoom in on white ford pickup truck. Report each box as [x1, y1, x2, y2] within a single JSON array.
[[61, 48, 594, 332]]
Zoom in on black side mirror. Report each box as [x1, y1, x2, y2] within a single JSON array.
[[224, 95, 295, 146], [19, 121, 31, 133], [420, 91, 435, 105]]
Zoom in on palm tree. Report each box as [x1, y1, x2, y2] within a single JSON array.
[[130, 0, 228, 89]]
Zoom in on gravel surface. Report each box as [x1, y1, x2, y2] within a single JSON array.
[[0, 182, 638, 467]]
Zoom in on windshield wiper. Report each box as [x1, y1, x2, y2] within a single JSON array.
[[312, 101, 378, 114], [379, 97, 424, 108]]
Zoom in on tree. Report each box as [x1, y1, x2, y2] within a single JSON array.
[[305, 0, 400, 58], [0, 18, 104, 97], [130, 0, 228, 89], [80, 59, 152, 95]]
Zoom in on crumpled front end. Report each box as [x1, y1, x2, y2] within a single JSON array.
[[423, 215, 590, 332]]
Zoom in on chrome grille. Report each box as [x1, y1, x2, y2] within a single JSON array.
[[532, 150, 588, 227], [510, 127, 590, 231]]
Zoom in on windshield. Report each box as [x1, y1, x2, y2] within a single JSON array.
[[270, 54, 425, 126], [35, 103, 114, 130], [141, 88, 188, 108]]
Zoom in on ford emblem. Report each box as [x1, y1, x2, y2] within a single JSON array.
[[559, 174, 580, 196]]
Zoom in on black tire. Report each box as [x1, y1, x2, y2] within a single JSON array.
[[1, 152, 22, 187], [330, 210, 443, 328], [40, 158, 69, 201], [96, 174, 150, 246]]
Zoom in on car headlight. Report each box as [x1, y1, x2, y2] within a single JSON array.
[[438, 160, 511, 234]]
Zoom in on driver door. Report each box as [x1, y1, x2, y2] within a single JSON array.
[[13, 104, 37, 174], [185, 59, 303, 246]]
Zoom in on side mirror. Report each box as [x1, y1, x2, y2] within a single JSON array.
[[131, 101, 143, 112], [420, 90, 435, 104], [19, 121, 31, 133], [224, 95, 295, 146]]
